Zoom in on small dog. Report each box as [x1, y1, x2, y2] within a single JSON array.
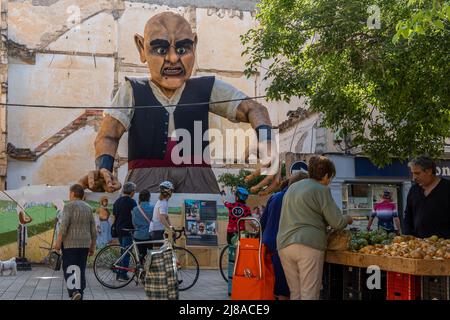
[[0, 257, 17, 276]]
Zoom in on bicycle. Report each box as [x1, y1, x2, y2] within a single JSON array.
[[219, 244, 231, 283], [93, 227, 200, 291]]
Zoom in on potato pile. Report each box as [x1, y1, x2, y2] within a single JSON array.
[[358, 235, 450, 260]]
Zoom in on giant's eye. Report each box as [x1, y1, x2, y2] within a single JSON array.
[[176, 47, 187, 55], [153, 47, 168, 55]]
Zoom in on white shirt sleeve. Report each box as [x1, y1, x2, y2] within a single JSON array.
[[104, 81, 135, 131], [159, 200, 169, 215], [209, 79, 247, 123]]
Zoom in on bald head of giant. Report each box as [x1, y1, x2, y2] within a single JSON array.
[[134, 12, 197, 97]]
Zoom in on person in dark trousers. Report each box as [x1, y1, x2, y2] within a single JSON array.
[[131, 189, 153, 262], [54, 184, 96, 300], [113, 182, 137, 281], [403, 156, 450, 239], [260, 171, 309, 300]]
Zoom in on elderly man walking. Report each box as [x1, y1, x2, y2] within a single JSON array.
[[54, 184, 96, 300]]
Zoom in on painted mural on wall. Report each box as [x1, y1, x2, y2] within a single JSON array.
[[0, 185, 230, 262]]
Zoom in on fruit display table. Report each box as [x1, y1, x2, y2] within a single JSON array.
[[325, 250, 450, 276]]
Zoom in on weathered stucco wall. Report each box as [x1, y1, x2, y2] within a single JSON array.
[[6, 0, 301, 189], [7, 126, 97, 188], [8, 54, 114, 148], [0, 0, 8, 189]]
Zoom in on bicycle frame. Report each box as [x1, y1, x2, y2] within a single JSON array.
[[112, 238, 166, 273]]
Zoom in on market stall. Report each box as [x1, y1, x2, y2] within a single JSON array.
[[324, 232, 450, 300]]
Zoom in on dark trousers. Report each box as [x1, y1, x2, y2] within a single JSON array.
[[118, 236, 133, 275], [150, 230, 165, 240], [150, 230, 165, 249], [134, 238, 151, 263], [62, 246, 89, 299]]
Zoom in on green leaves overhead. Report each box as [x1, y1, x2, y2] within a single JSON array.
[[243, 0, 449, 166]]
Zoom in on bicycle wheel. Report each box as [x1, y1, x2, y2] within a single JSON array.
[[219, 245, 230, 283], [173, 246, 199, 291], [93, 244, 137, 289]]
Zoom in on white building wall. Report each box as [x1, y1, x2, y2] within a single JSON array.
[[6, 0, 301, 189]]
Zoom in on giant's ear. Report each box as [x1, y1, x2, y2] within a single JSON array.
[[134, 34, 147, 63], [193, 33, 198, 48]]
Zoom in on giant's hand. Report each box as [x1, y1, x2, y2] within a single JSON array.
[[78, 168, 122, 193], [244, 140, 282, 196]]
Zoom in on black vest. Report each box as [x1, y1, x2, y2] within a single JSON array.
[[127, 76, 215, 162]]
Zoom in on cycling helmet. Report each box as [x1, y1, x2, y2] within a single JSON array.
[[235, 186, 249, 202], [160, 181, 174, 196]]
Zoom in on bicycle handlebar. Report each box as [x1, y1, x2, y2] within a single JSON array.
[[172, 227, 185, 240], [163, 227, 185, 242]]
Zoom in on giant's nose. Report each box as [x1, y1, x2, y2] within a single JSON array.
[[166, 46, 179, 64]]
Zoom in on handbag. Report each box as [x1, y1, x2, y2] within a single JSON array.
[[48, 251, 62, 271], [144, 248, 179, 300]]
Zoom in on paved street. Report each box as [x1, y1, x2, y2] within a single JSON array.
[[0, 265, 229, 300]]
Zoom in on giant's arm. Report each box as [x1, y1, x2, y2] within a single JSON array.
[[235, 100, 281, 195], [235, 99, 272, 128], [95, 115, 126, 158], [78, 115, 126, 192]]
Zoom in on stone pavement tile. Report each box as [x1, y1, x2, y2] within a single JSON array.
[[15, 297, 31, 300], [107, 294, 126, 300], [17, 288, 35, 295], [122, 294, 141, 300], [92, 294, 108, 300], [49, 282, 64, 289], [4, 266, 233, 300], [33, 289, 49, 297], [23, 281, 39, 288], [36, 279, 51, 289], [0, 291, 19, 300], [48, 286, 63, 292], [0, 279, 15, 288]]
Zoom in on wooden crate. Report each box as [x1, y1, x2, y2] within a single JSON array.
[[387, 272, 421, 300], [326, 251, 450, 276], [421, 276, 450, 300]]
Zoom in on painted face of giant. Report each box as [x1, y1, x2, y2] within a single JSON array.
[[134, 12, 197, 97]]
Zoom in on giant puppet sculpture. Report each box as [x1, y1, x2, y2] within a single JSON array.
[[79, 12, 279, 194]]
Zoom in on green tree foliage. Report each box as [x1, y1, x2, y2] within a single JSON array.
[[394, 0, 449, 42], [218, 166, 286, 192], [218, 169, 266, 192], [242, 0, 450, 166]]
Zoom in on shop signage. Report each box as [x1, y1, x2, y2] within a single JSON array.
[[355, 158, 450, 178], [354, 157, 409, 178], [436, 161, 450, 177]]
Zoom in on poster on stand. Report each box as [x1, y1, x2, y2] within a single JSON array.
[[184, 199, 218, 246]]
